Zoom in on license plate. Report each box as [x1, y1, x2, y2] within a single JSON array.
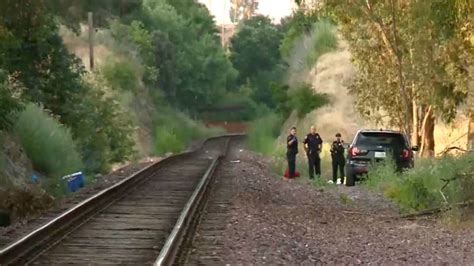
[[374, 152, 386, 158]]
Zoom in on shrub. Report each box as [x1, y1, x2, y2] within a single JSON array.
[[365, 152, 474, 213], [271, 83, 292, 118], [306, 19, 338, 66], [0, 184, 54, 221], [247, 113, 282, 155], [101, 58, 139, 92], [290, 85, 330, 118], [67, 76, 136, 174], [14, 104, 84, 178], [154, 126, 185, 154], [154, 109, 223, 155]]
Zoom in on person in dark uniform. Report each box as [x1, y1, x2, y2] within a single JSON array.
[[286, 127, 298, 179], [303, 126, 323, 179], [330, 133, 345, 184]]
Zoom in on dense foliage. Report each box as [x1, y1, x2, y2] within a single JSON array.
[[111, 0, 237, 112], [14, 104, 84, 179], [229, 15, 288, 109], [0, 0, 137, 175], [0, 71, 21, 130], [279, 9, 319, 58], [0, 0, 238, 183], [365, 152, 474, 219], [324, 0, 473, 156]]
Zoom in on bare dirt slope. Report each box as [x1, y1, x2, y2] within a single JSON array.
[[283, 32, 469, 155], [207, 144, 474, 264]]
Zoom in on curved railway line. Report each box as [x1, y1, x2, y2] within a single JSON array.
[[0, 134, 244, 265]]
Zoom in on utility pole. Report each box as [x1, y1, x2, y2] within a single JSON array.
[[88, 12, 94, 70]]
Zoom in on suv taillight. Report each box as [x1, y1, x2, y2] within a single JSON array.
[[402, 149, 410, 158], [350, 147, 360, 156]]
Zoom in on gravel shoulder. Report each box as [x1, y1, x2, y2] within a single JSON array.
[[215, 146, 474, 264]]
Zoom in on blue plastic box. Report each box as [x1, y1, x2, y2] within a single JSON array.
[[62, 172, 85, 193]]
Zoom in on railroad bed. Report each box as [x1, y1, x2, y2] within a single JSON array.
[[0, 135, 243, 265], [177, 138, 244, 265]]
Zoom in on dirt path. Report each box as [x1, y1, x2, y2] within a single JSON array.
[[215, 146, 474, 264]]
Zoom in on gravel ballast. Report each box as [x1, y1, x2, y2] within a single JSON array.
[[195, 143, 474, 264]]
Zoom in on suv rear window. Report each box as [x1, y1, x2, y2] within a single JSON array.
[[356, 132, 406, 148]]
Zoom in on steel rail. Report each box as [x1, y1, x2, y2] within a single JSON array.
[[0, 134, 243, 265], [154, 137, 232, 266]]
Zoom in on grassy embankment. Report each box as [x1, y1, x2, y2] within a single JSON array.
[[364, 153, 474, 223]]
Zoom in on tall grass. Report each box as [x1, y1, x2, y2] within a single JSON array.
[[246, 113, 282, 155], [365, 152, 474, 214], [14, 104, 84, 179], [306, 20, 338, 67], [154, 109, 224, 155]]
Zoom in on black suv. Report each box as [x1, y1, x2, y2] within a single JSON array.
[[345, 129, 418, 186]]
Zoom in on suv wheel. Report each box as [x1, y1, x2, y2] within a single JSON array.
[[346, 173, 356, 187]]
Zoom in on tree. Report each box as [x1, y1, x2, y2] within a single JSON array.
[[230, 0, 259, 23], [116, 0, 236, 112], [279, 9, 319, 58], [454, 0, 474, 150], [229, 15, 286, 107], [325, 0, 472, 156], [230, 16, 283, 84], [0, 0, 136, 172], [47, 0, 143, 30], [0, 71, 22, 130]]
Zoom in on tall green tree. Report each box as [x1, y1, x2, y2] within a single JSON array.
[[0, 0, 135, 172], [113, 0, 237, 112], [230, 16, 283, 84], [325, 0, 472, 156], [229, 15, 286, 107]]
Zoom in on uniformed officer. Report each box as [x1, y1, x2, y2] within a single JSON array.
[[303, 126, 323, 179], [330, 133, 345, 184], [286, 127, 298, 179]]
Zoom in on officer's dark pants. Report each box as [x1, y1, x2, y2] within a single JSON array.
[[332, 156, 345, 183], [307, 152, 321, 179], [286, 152, 296, 178]]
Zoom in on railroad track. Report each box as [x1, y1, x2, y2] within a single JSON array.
[[177, 139, 244, 265], [0, 134, 244, 265]]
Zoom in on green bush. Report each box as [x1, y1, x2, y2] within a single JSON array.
[[14, 104, 83, 178], [291, 85, 330, 118], [247, 113, 282, 155], [306, 19, 338, 66], [66, 76, 136, 174], [365, 152, 474, 213], [154, 109, 223, 155], [271, 83, 291, 117], [101, 58, 139, 92]]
